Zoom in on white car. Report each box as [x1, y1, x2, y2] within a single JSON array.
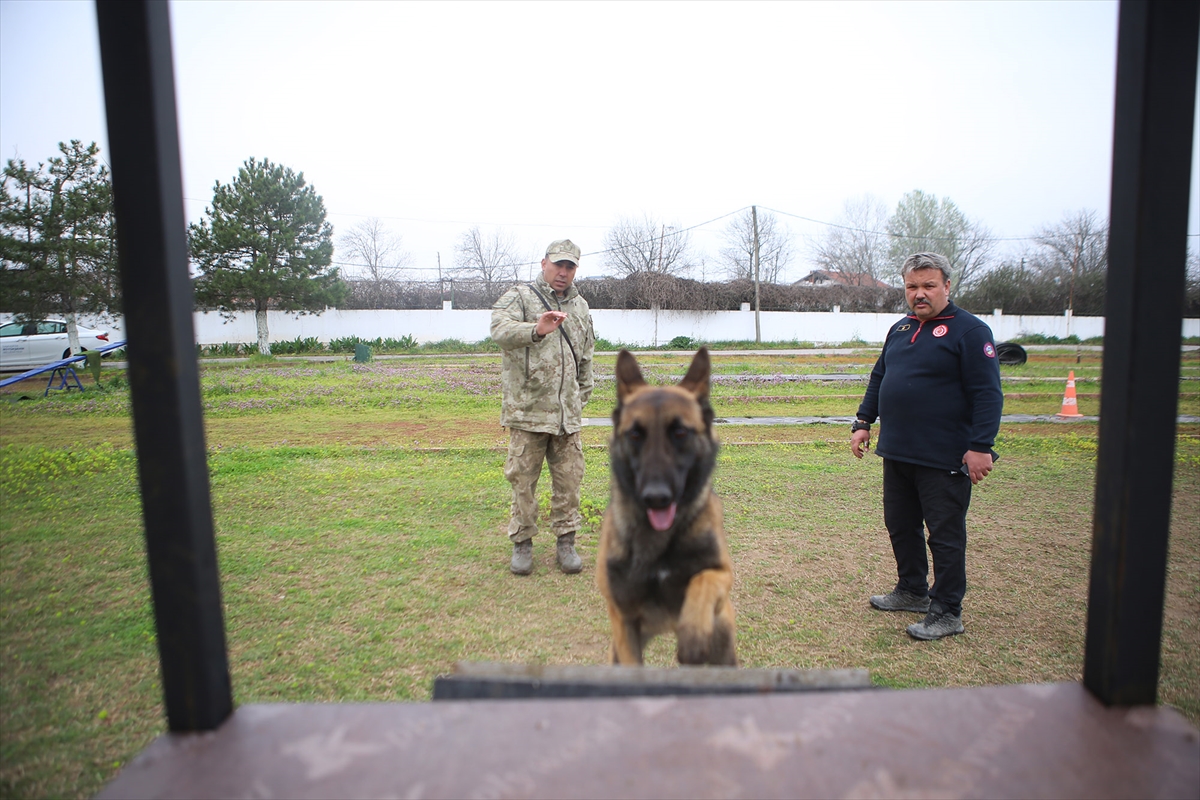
[[0, 319, 113, 371]]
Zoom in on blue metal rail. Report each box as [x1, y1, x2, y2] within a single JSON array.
[[0, 340, 128, 389]]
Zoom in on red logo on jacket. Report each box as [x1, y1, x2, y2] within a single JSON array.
[[932, 324, 948, 338]]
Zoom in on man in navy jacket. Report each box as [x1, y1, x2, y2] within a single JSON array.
[[851, 252, 1003, 640]]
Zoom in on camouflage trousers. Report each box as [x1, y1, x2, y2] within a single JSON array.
[[504, 428, 584, 543]]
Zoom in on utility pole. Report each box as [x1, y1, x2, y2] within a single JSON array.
[[654, 224, 670, 348], [752, 206, 761, 344], [437, 252, 446, 308], [1069, 230, 1084, 320], [1070, 235, 1082, 363]]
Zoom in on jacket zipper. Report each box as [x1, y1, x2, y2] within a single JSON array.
[[522, 291, 531, 379], [908, 313, 954, 343], [555, 293, 568, 433]]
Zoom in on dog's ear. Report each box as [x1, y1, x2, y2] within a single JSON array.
[[615, 349, 646, 404], [678, 347, 711, 403]]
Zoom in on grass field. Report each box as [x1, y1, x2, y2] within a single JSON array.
[[1, 345, 1198, 798]]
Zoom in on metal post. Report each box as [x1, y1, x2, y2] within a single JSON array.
[[95, 0, 233, 731], [1083, 0, 1199, 707]]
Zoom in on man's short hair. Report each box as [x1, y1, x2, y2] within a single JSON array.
[[901, 252, 952, 283]]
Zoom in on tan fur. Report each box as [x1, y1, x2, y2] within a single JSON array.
[[596, 348, 737, 666]]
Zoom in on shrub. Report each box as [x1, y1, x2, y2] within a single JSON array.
[[336, 275, 907, 313], [381, 334, 418, 352], [271, 336, 323, 355], [202, 342, 242, 357], [668, 335, 695, 349], [1010, 334, 1080, 345], [328, 336, 364, 354], [420, 339, 476, 354]]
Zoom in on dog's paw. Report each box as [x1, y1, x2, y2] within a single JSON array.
[[676, 627, 712, 665]]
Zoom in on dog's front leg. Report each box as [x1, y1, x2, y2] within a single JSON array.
[[677, 568, 735, 665], [710, 593, 738, 666], [607, 605, 644, 665]]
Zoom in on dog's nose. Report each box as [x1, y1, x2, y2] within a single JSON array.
[[641, 482, 673, 509]]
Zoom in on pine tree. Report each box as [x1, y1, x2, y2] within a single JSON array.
[[0, 141, 118, 354], [189, 157, 345, 355]]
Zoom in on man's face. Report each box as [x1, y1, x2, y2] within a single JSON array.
[[542, 257, 578, 295], [905, 268, 951, 321]]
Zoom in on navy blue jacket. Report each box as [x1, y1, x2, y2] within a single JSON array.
[[857, 301, 1003, 471]]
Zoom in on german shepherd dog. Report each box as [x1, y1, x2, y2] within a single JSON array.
[[596, 347, 737, 666]]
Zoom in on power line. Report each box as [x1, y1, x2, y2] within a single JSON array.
[[187, 194, 1198, 258], [761, 205, 1043, 244], [582, 207, 750, 261], [182, 196, 612, 231], [330, 209, 753, 274]]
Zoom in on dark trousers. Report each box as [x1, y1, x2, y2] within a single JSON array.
[[882, 458, 972, 617]]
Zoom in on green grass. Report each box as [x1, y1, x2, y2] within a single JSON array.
[[1, 347, 1198, 798]]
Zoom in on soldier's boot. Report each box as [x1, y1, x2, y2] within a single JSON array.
[[556, 533, 582, 574], [510, 539, 533, 575]]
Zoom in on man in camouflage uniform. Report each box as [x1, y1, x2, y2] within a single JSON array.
[[491, 239, 596, 575]]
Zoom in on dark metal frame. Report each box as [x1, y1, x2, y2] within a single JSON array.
[[92, 0, 1198, 731], [96, 0, 232, 731], [1084, 0, 1199, 706]]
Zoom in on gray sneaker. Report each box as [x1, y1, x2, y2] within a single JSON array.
[[556, 533, 582, 574], [907, 610, 965, 641], [869, 589, 931, 613], [510, 539, 533, 575]]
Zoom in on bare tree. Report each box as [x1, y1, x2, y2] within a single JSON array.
[[808, 195, 892, 286], [1187, 243, 1200, 316], [1032, 209, 1107, 284], [337, 217, 410, 283], [602, 214, 694, 278], [718, 208, 794, 283], [886, 190, 995, 288], [1029, 209, 1108, 314], [453, 226, 523, 288]]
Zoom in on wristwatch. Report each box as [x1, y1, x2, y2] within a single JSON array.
[[850, 419, 871, 433]]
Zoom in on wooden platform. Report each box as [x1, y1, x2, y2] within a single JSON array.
[[98, 681, 1198, 799]]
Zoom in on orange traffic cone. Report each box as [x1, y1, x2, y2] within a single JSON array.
[[1057, 370, 1084, 418]]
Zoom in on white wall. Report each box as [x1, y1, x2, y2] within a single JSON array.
[[6, 308, 1199, 347], [174, 307, 1189, 347]]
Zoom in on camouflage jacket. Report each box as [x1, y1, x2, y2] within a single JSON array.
[[490, 276, 595, 435]]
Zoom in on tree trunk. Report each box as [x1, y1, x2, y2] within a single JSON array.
[[255, 308, 270, 355], [65, 312, 82, 356]]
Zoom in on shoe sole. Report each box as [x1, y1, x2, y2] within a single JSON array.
[[870, 597, 931, 613], [906, 624, 964, 641]]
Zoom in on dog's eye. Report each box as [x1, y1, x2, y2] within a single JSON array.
[[671, 426, 691, 442], [626, 426, 644, 443]]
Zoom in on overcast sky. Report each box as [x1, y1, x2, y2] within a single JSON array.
[[1, 0, 1196, 282]]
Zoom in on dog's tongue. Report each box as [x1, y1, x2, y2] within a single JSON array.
[[647, 503, 677, 531]]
